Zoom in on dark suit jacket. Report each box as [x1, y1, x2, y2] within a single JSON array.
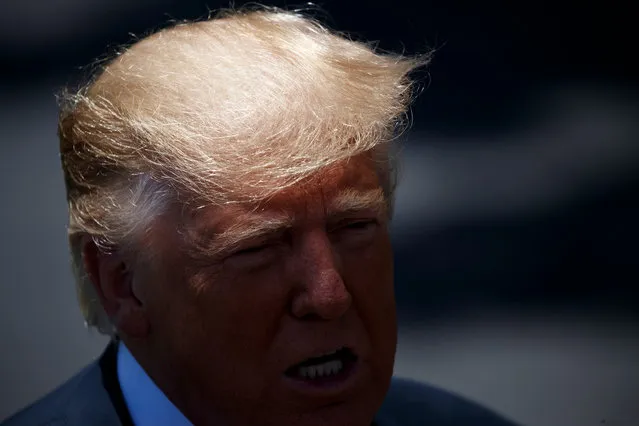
[[2, 343, 518, 426]]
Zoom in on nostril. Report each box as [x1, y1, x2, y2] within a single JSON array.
[[298, 312, 323, 321]]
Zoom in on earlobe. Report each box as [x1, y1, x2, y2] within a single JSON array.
[[80, 235, 150, 338]]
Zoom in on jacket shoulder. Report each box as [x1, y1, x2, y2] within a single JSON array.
[[1, 359, 118, 426], [375, 377, 518, 426]]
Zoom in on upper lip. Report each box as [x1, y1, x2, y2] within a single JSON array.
[[286, 345, 354, 370], [307, 347, 343, 359]]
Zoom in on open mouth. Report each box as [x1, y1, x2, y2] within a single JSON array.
[[284, 347, 358, 382]]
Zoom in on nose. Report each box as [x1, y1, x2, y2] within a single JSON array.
[[290, 232, 352, 321]]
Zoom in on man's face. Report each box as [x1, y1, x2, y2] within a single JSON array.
[[134, 154, 396, 426]]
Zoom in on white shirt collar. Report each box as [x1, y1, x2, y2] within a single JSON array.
[[117, 341, 193, 426]]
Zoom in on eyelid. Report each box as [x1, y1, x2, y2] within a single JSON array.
[[330, 217, 379, 232], [231, 241, 272, 256], [226, 232, 288, 258]]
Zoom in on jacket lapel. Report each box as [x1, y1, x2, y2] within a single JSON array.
[[64, 341, 126, 426]]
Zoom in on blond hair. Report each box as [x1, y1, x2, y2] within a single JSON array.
[[58, 7, 428, 334]]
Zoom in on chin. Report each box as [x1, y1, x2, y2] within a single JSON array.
[[281, 403, 377, 426], [254, 381, 385, 426], [301, 382, 388, 426]]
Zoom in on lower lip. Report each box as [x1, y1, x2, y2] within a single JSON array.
[[282, 358, 362, 398]]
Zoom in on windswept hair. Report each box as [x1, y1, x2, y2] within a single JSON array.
[[58, 7, 429, 334]]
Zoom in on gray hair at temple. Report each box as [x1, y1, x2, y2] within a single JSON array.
[[57, 7, 428, 335]]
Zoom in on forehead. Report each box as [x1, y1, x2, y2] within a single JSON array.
[[190, 155, 382, 228], [267, 154, 381, 208]]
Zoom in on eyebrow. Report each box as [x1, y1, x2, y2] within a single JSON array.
[[186, 213, 293, 259], [186, 188, 387, 259], [327, 188, 388, 219]]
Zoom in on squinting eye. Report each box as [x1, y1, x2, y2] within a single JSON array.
[[331, 219, 379, 248], [224, 243, 281, 270], [231, 244, 271, 257], [344, 220, 377, 230], [332, 219, 380, 238]]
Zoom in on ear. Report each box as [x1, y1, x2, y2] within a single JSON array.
[[80, 235, 150, 338]]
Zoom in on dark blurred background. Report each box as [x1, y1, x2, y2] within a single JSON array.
[[1, 1, 638, 425]]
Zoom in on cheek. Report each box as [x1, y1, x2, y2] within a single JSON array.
[[340, 235, 396, 402], [149, 263, 294, 405], [180, 264, 291, 358], [341, 233, 396, 339], [341, 232, 395, 303]]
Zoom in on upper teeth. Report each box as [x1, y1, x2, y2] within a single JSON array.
[[299, 359, 343, 379]]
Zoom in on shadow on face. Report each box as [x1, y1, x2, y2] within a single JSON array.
[[123, 154, 397, 426]]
